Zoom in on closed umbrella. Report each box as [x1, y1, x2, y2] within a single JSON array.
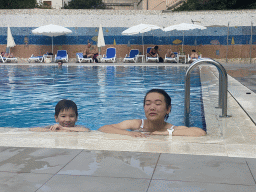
[[122, 24, 162, 55], [97, 24, 105, 55], [163, 23, 206, 53], [7, 26, 16, 54], [32, 24, 72, 54]]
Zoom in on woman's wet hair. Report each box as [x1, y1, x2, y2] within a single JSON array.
[[144, 89, 171, 120], [55, 99, 78, 117]]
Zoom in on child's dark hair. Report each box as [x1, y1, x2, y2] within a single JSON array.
[[144, 89, 171, 120], [55, 99, 78, 117]]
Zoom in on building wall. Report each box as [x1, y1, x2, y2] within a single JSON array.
[[36, 0, 173, 10], [0, 9, 256, 59], [37, 0, 71, 9]]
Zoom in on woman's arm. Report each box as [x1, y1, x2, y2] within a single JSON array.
[[150, 126, 206, 137], [99, 120, 147, 137], [173, 126, 206, 136]]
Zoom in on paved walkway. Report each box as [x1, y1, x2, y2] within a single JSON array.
[[223, 63, 256, 93], [1, 146, 256, 192], [1, 62, 256, 191]]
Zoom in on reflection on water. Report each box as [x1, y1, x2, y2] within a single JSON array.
[[58, 150, 158, 177], [0, 65, 205, 130]]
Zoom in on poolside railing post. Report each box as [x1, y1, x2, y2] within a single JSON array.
[[184, 58, 230, 127], [184, 72, 191, 127]]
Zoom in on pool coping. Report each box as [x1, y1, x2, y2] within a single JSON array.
[[0, 63, 256, 158]]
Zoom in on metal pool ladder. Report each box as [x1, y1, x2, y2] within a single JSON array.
[[184, 58, 231, 127]]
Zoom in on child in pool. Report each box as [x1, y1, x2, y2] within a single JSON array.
[[30, 99, 90, 132]]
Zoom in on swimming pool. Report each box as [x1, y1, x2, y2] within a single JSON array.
[[0, 65, 206, 131]]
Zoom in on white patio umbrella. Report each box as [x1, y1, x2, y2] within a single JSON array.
[[32, 24, 72, 54], [122, 23, 162, 55], [97, 24, 105, 55], [7, 26, 16, 54], [163, 23, 206, 53]]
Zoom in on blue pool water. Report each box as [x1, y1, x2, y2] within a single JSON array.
[[0, 65, 206, 131]]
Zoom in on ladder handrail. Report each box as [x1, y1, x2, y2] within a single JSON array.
[[184, 58, 229, 127]]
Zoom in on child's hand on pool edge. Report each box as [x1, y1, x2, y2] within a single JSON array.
[[49, 124, 66, 131]]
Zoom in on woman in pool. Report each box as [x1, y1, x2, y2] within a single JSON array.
[[99, 89, 206, 137], [30, 99, 90, 132]]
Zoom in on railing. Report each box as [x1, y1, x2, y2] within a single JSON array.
[[184, 58, 231, 127]]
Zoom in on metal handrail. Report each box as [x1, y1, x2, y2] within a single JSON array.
[[184, 58, 230, 127]]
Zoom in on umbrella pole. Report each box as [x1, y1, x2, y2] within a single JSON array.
[[52, 37, 53, 54], [226, 22, 229, 63], [182, 32, 184, 53], [142, 34, 144, 55], [250, 22, 253, 64]]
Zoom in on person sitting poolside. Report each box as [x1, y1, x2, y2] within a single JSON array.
[[166, 48, 176, 58], [1, 51, 13, 58], [30, 99, 90, 132], [83, 42, 99, 63], [147, 46, 159, 58], [99, 89, 206, 137], [190, 50, 199, 59]]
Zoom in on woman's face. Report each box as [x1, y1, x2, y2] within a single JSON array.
[[144, 92, 171, 121]]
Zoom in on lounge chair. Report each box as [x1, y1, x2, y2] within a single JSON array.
[[0, 55, 17, 63], [145, 47, 159, 63], [187, 54, 202, 63], [76, 52, 93, 63], [123, 49, 139, 63], [28, 54, 44, 63], [164, 52, 178, 63], [55, 50, 68, 63], [101, 47, 116, 63]]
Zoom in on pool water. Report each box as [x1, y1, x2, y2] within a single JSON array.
[[0, 65, 206, 131]]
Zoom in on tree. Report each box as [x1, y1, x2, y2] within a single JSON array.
[[173, 0, 256, 11], [64, 0, 106, 9], [0, 0, 36, 9]]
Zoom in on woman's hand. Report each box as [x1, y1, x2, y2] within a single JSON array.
[[150, 130, 169, 136], [127, 132, 148, 138]]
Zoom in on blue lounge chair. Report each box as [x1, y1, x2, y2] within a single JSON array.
[[123, 49, 139, 63], [55, 50, 68, 63], [28, 54, 44, 63], [101, 47, 116, 63], [76, 52, 93, 63], [145, 47, 159, 63], [164, 52, 178, 63]]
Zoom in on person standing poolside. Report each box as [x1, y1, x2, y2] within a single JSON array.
[[99, 89, 206, 137], [30, 99, 90, 132]]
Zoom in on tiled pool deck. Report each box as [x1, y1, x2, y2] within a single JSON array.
[[0, 62, 256, 191]]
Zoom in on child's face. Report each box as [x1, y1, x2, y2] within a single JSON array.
[[55, 108, 77, 127]]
